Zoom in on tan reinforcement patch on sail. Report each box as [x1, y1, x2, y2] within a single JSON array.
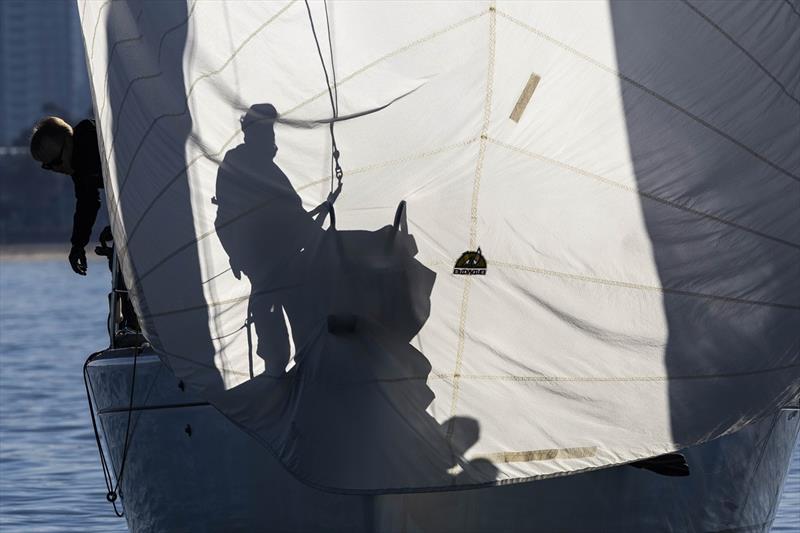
[[509, 73, 540, 122], [478, 446, 597, 463]]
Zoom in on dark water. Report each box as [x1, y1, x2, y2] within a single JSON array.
[[0, 258, 798, 532]]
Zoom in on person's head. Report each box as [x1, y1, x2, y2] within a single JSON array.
[[240, 104, 278, 158], [30, 117, 74, 174]]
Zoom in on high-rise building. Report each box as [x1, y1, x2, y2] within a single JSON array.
[[0, 1, 91, 146]]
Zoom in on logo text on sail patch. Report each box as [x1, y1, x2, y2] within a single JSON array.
[[453, 248, 487, 275]]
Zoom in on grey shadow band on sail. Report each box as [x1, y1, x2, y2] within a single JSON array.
[[609, 0, 800, 449]]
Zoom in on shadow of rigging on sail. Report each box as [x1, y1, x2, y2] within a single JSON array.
[[213, 103, 496, 489]]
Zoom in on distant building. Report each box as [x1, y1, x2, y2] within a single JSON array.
[[0, 1, 91, 146]]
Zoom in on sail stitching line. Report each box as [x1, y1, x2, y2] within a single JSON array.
[[158, 321, 329, 377], [108, 0, 297, 272], [140, 281, 304, 321], [108, 0, 296, 235], [417, 259, 798, 309], [135, 177, 325, 283], [103, 0, 199, 151], [133, 353, 800, 384], [142, 354, 800, 382], [487, 137, 800, 250], [447, 3, 497, 443], [297, 357, 800, 384], [105, 1, 295, 233], [425, 361, 800, 382], [782, 0, 800, 19], [98, 3, 198, 123], [681, 0, 800, 106], [335, 137, 479, 179], [737, 413, 782, 515], [100, 1, 201, 235], [133, 139, 475, 284], [112, 9, 484, 262], [492, 260, 800, 310], [134, 6, 497, 383], [282, 10, 487, 117], [496, 10, 800, 184], [156, 348, 256, 377], [88, 1, 113, 61], [96, 7, 146, 120]]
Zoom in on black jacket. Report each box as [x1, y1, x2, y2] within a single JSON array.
[[70, 119, 104, 249]]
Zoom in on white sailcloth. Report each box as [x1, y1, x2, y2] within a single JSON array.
[[78, 0, 800, 492]]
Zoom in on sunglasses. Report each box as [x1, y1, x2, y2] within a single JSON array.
[[41, 141, 66, 171]]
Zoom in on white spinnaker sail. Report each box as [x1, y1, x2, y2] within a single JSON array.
[[78, 0, 800, 492]]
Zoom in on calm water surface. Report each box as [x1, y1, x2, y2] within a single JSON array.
[[0, 258, 798, 532]]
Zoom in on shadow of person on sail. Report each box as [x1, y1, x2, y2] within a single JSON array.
[[215, 104, 323, 378], [213, 103, 496, 492]]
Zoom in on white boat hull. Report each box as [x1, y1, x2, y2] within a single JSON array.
[[87, 348, 800, 533]]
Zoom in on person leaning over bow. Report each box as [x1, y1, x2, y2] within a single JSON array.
[[29, 116, 139, 334], [29, 116, 103, 276]]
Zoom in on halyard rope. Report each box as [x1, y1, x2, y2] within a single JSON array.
[[304, 0, 343, 195]]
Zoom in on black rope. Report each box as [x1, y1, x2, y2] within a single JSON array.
[[83, 342, 141, 517], [323, 0, 338, 115], [83, 351, 123, 516], [323, 0, 340, 194], [113, 344, 139, 500], [304, 0, 342, 194]]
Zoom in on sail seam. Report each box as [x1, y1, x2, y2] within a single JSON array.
[[101, 0, 200, 235], [134, 177, 327, 283], [487, 137, 800, 250], [106, 1, 296, 234], [680, 0, 800, 106], [98, 2, 198, 124], [495, 10, 800, 184], [157, 346, 302, 378], [103, 1, 199, 133], [114, 9, 484, 260], [343, 138, 480, 179], [282, 10, 488, 117], [782, 0, 800, 19], [132, 139, 476, 284], [309, 360, 800, 384], [447, 2, 497, 440], [427, 362, 800, 382], [96, 7, 146, 120], [122, 357, 800, 383], [88, 1, 113, 61], [354, 362, 800, 383], [447, 277, 472, 426], [492, 260, 800, 310]]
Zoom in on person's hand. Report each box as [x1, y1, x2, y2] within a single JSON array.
[[99, 226, 113, 244], [69, 246, 87, 275]]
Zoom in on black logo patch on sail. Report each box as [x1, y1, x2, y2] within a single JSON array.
[[453, 247, 487, 275]]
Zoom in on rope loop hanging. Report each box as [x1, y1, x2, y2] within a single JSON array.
[[84, 341, 141, 518]]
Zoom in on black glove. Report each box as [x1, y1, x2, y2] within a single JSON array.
[[99, 225, 113, 245], [69, 246, 87, 276], [95, 226, 114, 258]]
